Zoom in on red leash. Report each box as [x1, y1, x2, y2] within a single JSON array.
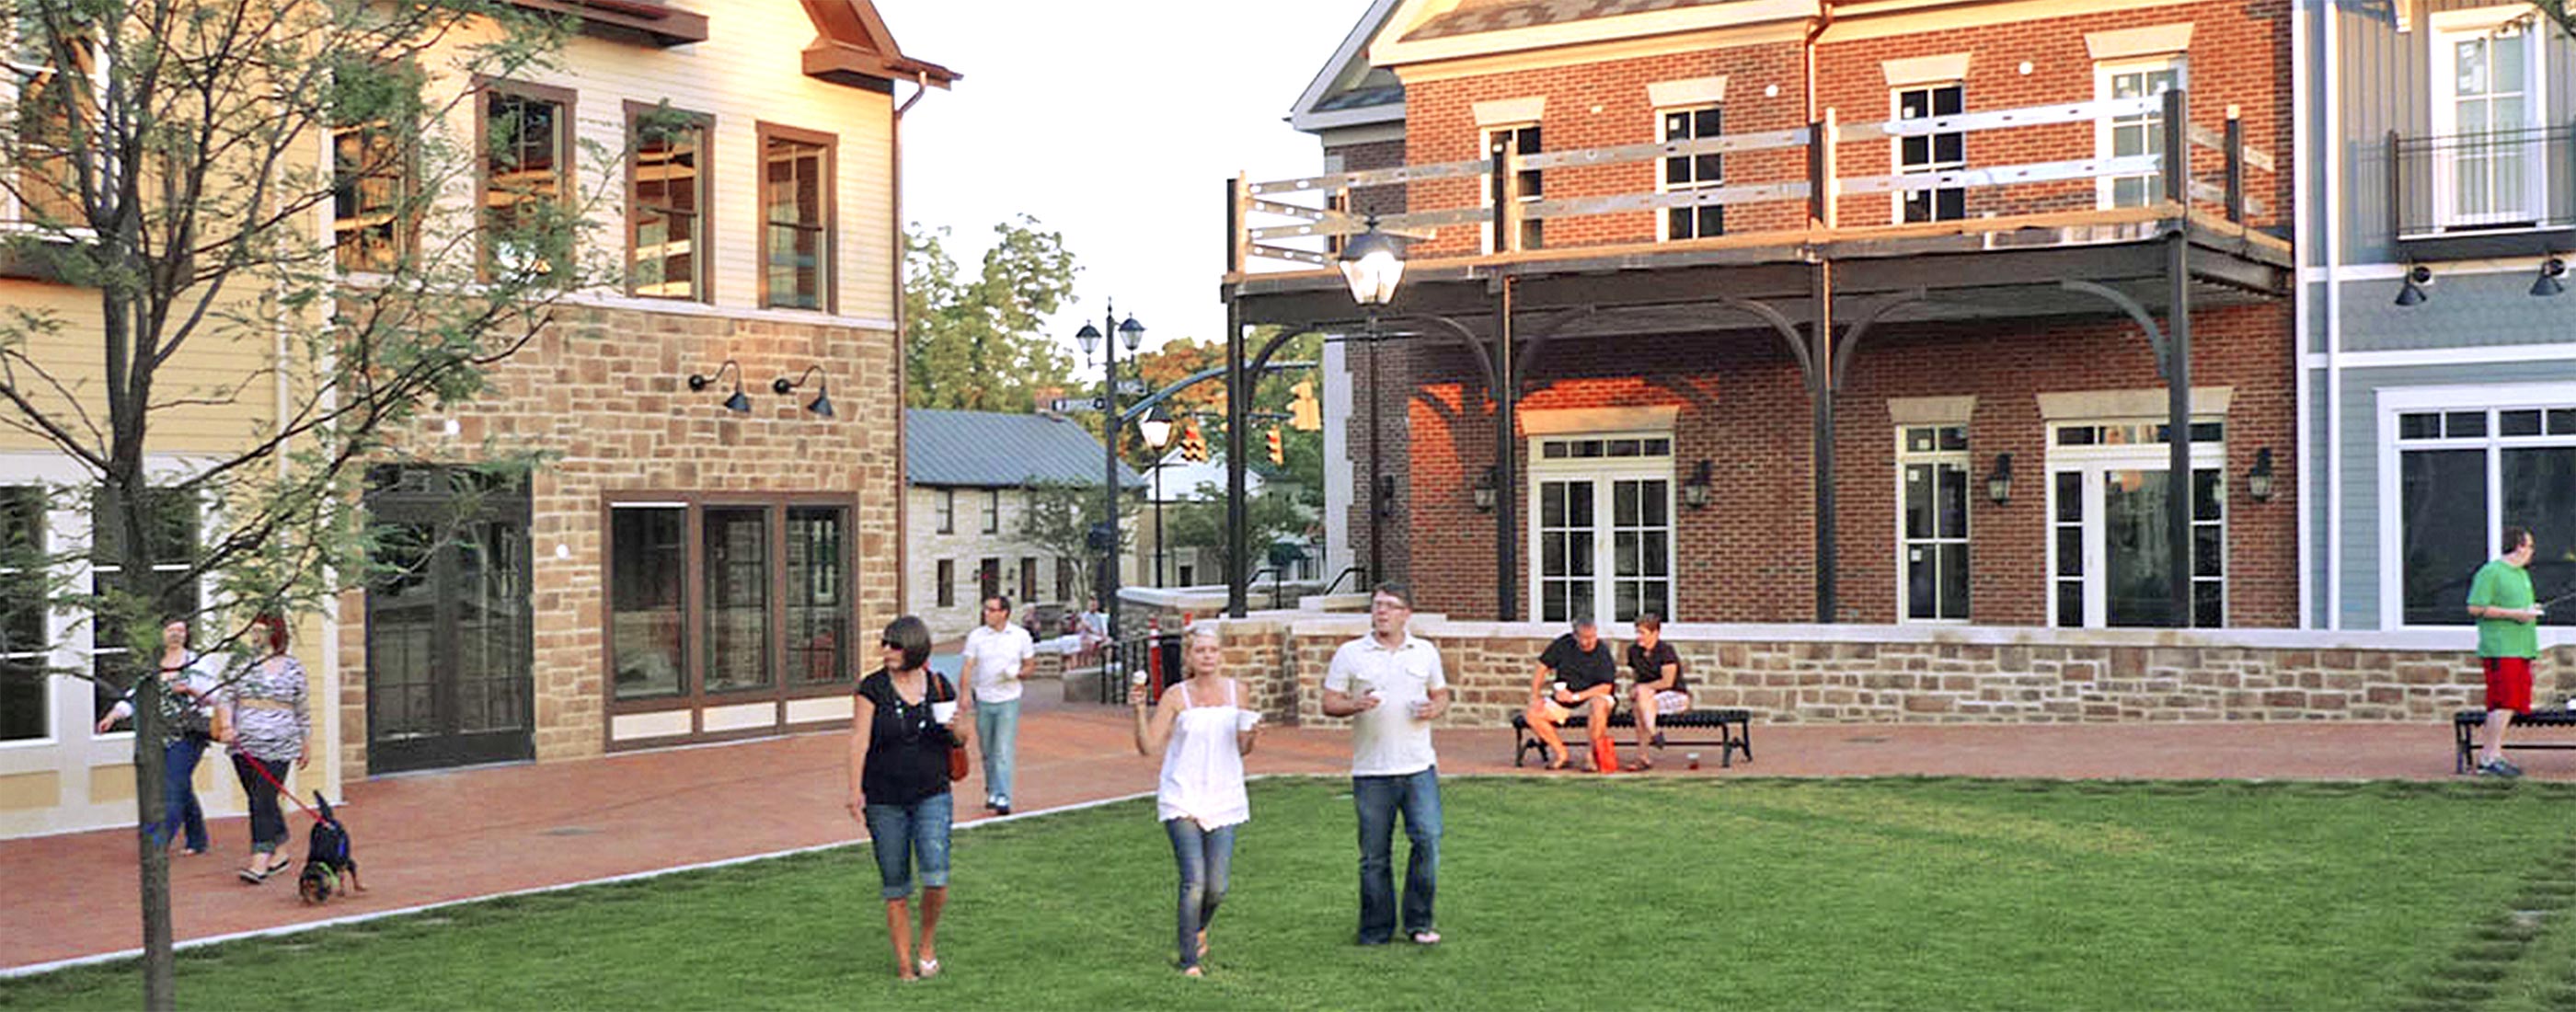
[[235, 749, 328, 822]]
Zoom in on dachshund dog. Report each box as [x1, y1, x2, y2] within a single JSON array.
[[297, 792, 362, 904]]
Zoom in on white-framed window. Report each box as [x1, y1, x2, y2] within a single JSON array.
[[1657, 105, 1723, 241], [981, 489, 1000, 535], [87, 486, 203, 733], [2097, 56, 2187, 209], [0, 486, 50, 743], [1893, 83, 1965, 223], [2431, 16, 2546, 229], [2046, 420, 2225, 627], [2380, 385, 2576, 628], [1528, 433, 1674, 624], [1896, 425, 1971, 621], [1480, 123, 1543, 253], [935, 489, 954, 535]]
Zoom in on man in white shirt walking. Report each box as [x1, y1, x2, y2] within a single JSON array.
[[960, 595, 1037, 814], [1319, 583, 1451, 946]]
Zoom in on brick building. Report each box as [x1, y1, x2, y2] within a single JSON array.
[[1252, 0, 2294, 630]]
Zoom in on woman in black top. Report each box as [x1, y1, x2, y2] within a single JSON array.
[[1624, 613, 1689, 770], [846, 615, 970, 981]]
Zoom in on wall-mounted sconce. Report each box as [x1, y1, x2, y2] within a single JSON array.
[[2394, 263, 2432, 306], [1374, 474, 1397, 520], [2246, 445, 2274, 502], [771, 365, 835, 419], [1472, 466, 1498, 513], [1985, 452, 2013, 504], [686, 360, 751, 413], [2533, 256, 2566, 298], [1680, 459, 1713, 510]]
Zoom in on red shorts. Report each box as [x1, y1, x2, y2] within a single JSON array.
[[2483, 656, 2535, 715]]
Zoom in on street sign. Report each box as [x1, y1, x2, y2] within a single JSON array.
[[1117, 378, 1148, 397], [1050, 396, 1106, 413]]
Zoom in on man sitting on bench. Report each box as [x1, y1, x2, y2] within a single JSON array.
[[1624, 612, 1688, 771], [1524, 617, 1618, 771]]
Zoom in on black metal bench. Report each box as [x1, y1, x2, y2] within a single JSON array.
[[1509, 707, 1752, 768], [2453, 708, 2576, 773]]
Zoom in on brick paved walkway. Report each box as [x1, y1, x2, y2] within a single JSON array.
[[0, 692, 2536, 972]]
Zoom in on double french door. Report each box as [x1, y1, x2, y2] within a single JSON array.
[[364, 468, 534, 773], [2049, 448, 2225, 628], [1531, 459, 1673, 625]]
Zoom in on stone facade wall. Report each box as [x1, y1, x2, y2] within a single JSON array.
[[339, 302, 901, 774], [1221, 615, 2550, 731]]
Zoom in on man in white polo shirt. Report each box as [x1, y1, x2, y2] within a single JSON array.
[[960, 594, 1036, 814], [1320, 582, 1451, 946]]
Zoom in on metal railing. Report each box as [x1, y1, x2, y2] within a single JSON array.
[[1232, 88, 2275, 272], [2388, 122, 2576, 239]]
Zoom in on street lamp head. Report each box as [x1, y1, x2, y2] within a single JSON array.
[[1118, 314, 1146, 351], [1075, 322, 1103, 358], [1339, 217, 1406, 307], [1140, 404, 1174, 449]]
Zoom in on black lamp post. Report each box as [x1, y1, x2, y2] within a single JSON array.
[[1338, 216, 1405, 586], [1140, 404, 1174, 587], [1075, 305, 1145, 652]]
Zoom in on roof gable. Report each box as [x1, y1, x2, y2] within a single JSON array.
[[1372, 0, 1815, 68], [1289, 0, 1408, 133], [906, 409, 1144, 489], [802, 0, 960, 90]]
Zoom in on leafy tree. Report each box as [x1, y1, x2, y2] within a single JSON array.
[[1018, 479, 1135, 606], [0, 2, 604, 1006], [903, 216, 1080, 411], [1164, 482, 1317, 581]]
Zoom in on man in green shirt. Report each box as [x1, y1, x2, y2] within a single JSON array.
[[2467, 525, 2542, 777]]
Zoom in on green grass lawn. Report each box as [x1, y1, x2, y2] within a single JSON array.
[[10, 776, 2576, 1010]]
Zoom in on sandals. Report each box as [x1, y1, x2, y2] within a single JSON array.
[[1624, 757, 1653, 772], [915, 957, 941, 979], [238, 865, 272, 884], [1544, 749, 1571, 770]]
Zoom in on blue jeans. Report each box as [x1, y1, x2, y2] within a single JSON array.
[[1352, 766, 1442, 943], [1164, 818, 1236, 969], [862, 793, 954, 901], [230, 753, 292, 855], [149, 734, 208, 853], [976, 698, 1020, 807]]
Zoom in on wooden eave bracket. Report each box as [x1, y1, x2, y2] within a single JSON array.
[[801, 40, 959, 90]]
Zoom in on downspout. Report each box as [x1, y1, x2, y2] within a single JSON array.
[[892, 71, 928, 620], [1803, 3, 1834, 122], [2323, 0, 2343, 630], [2293, 0, 2312, 627]]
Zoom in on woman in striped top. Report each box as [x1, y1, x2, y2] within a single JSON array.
[[218, 614, 307, 883]]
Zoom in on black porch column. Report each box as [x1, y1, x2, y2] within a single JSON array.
[[1812, 261, 1837, 624], [2163, 86, 2193, 627], [1225, 300, 1248, 618], [1494, 275, 1518, 622]]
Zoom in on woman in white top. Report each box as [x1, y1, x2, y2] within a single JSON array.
[[1130, 627, 1257, 976]]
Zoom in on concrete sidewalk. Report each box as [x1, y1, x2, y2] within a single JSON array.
[[0, 705, 2529, 972]]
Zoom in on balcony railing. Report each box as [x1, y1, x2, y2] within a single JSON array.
[[2389, 122, 2576, 242], [1229, 88, 2277, 275]]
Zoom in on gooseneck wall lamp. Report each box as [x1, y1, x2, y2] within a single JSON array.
[[2533, 256, 2566, 298], [687, 360, 753, 413], [772, 365, 835, 418], [2394, 263, 2432, 306]]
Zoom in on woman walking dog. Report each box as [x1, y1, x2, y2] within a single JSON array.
[[219, 614, 307, 883], [1131, 626, 1258, 975]]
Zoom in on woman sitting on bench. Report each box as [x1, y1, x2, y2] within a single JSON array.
[[1524, 617, 1619, 770], [1624, 613, 1689, 771]]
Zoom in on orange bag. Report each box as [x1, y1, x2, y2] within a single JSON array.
[[1590, 734, 1619, 775]]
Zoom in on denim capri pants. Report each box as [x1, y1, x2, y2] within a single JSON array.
[[862, 793, 954, 900]]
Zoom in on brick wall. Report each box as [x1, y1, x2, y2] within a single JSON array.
[[1231, 616, 2544, 730], [338, 302, 901, 775], [1388, 0, 2290, 255], [1394, 302, 2294, 627]]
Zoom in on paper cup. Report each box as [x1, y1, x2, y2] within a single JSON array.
[[1236, 710, 1260, 732], [930, 701, 959, 724]]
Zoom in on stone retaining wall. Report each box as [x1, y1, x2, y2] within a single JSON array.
[[1191, 612, 2575, 730]]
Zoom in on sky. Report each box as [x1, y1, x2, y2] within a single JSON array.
[[877, 0, 1374, 365]]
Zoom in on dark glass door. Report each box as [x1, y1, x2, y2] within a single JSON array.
[[364, 469, 534, 773]]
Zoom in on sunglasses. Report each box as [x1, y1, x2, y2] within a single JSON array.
[[880, 638, 902, 650]]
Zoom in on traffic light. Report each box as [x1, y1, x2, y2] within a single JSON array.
[[1179, 420, 1209, 463], [1288, 380, 1322, 431], [1265, 426, 1285, 466]]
